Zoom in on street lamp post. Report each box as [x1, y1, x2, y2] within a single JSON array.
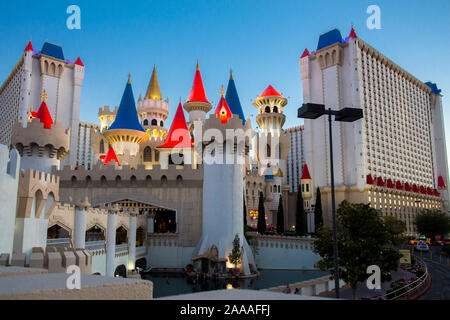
[[298, 103, 363, 299]]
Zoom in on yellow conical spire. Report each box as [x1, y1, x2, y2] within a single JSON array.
[[145, 65, 162, 100]]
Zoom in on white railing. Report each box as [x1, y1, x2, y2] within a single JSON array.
[[377, 255, 429, 300], [116, 244, 129, 253], [85, 240, 106, 251], [46, 238, 72, 248]]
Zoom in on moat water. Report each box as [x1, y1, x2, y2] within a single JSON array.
[[141, 269, 329, 298]]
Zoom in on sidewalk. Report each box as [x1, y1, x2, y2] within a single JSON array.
[[321, 266, 417, 300]]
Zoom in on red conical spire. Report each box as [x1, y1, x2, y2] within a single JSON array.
[[75, 57, 84, 67], [25, 40, 34, 52], [349, 27, 358, 39], [186, 61, 209, 104], [157, 102, 192, 148], [257, 85, 283, 100], [215, 95, 233, 123], [35, 101, 54, 129], [300, 48, 310, 59], [300, 164, 311, 180], [100, 146, 120, 166]]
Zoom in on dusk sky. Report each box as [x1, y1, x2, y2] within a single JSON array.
[[1, 0, 450, 157]]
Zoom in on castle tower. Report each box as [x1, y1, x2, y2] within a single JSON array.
[[194, 92, 255, 276], [11, 94, 70, 174], [137, 66, 169, 168], [137, 65, 169, 141], [300, 164, 314, 233], [103, 75, 149, 168], [253, 85, 290, 212], [183, 61, 212, 125]]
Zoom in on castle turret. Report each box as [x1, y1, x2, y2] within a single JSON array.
[[225, 70, 246, 125], [183, 61, 212, 124], [103, 75, 149, 168], [137, 65, 169, 142], [194, 94, 255, 276], [11, 94, 70, 173]]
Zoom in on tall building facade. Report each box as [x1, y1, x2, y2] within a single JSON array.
[[300, 27, 449, 235], [0, 41, 85, 167], [286, 125, 305, 192]]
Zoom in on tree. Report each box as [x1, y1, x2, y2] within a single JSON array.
[[243, 193, 248, 234], [313, 200, 401, 300], [383, 216, 406, 245], [414, 209, 450, 240], [314, 187, 324, 231], [296, 184, 307, 236], [277, 194, 284, 235], [228, 234, 243, 271], [257, 192, 266, 234]]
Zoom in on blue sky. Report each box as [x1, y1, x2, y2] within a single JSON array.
[[1, 0, 450, 157]]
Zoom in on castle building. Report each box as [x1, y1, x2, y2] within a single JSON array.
[[0, 41, 85, 167], [300, 27, 449, 234]]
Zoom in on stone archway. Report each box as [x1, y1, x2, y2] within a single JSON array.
[[114, 264, 127, 278]]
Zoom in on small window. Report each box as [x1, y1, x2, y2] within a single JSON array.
[[265, 106, 271, 113], [160, 120, 164, 127], [151, 119, 157, 126], [143, 119, 149, 126]]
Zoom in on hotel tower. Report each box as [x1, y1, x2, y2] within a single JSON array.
[[300, 27, 449, 235]]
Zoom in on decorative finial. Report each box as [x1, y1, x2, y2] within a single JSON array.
[[41, 89, 47, 102], [219, 84, 226, 96], [229, 68, 234, 80], [128, 73, 131, 84], [196, 59, 200, 71]]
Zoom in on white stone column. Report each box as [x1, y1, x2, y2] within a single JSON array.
[[106, 205, 119, 277], [128, 210, 137, 271], [147, 215, 154, 233], [74, 197, 90, 249]]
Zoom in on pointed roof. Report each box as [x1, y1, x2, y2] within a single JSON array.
[[41, 42, 65, 60], [348, 27, 358, 39], [215, 94, 233, 124], [145, 65, 162, 100], [366, 174, 375, 185], [300, 164, 311, 180], [74, 57, 84, 67], [386, 179, 395, 188], [257, 85, 283, 100], [25, 41, 34, 52], [108, 76, 145, 132], [157, 102, 192, 148], [225, 70, 246, 124], [186, 61, 210, 103], [100, 146, 120, 166], [317, 29, 343, 51], [376, 177, 385, 187], [300, 48, 309, 59], [35, 100, 54, 129]]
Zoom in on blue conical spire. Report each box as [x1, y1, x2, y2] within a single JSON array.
[[108, 75, 145, 132], [225, 70, 246, 124]]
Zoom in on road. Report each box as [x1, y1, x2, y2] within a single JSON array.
[[414, 246, 450, 300]]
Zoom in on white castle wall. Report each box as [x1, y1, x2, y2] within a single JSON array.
[[252, 236, 320, 270], [0, 145, 20, 256]]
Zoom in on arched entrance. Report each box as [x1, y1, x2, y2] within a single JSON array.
[[114, 264, 127, 278], [86, 225, 105, 241], [135, 257, 147, 270], [116, 226, 128, 245], [136, 227, 145, 247], [47, 224, 71, 248]]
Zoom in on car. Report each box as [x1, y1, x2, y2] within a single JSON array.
[[414, 241, 429, 252], [409, 236, 431, 245]]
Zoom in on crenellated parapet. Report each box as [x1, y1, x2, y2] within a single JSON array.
[[137, 99, 169, 121], [11, 121, 70, 161], [17, 168, 60, 219], [54, 163, 204, 187], [203, 114, 254, 149], [98, 106, 118, 132]]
